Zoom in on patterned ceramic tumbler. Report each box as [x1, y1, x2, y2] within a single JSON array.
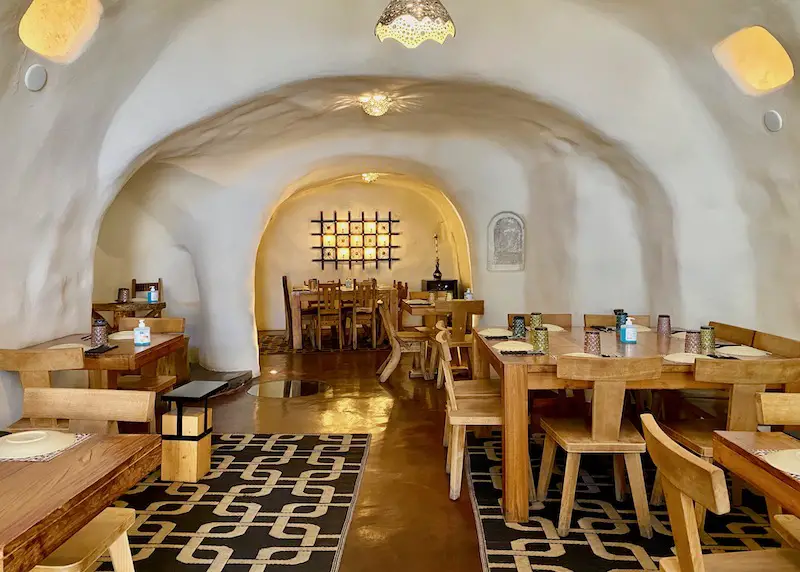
[[657, 314, 671, 337], [684, 330, 701, 354], [512, 316, 526, 339], [700, 326, 715, 355], [616, 312, 628, 332], [532, 327, 549, 354], [117, 288, 130, 303], [584, 330, 601, 356], [530, 313, 543, 329], [91, 319, 108, 347]]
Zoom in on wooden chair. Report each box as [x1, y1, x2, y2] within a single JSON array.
[[757, 391, 800, 426], [0, 347, 84, 388], [282, 276, 316, 349], [584, 314, 651, 327], [32, 507, 136, 572], [393, 280, 409, 329], [773, 515, 800, 550], [118, 317, 189, 385], [538, 356, 661, 538], [641, 413, 800, 572], [347, 279, 378, 350], [316, 281, 344, 350], [754, 331, 800, 358], [9, 387, 156, 434], [435, 330, 535, 501], [507, 313, 573, 329], [377, 301, 428, 383], [427, 299, 485, 379], [131, 278, 163, 300], [654, 360, 800, 519], [709, 321, 756, 346]]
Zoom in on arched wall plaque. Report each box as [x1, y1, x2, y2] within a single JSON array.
[[488, 212, 524, 272]]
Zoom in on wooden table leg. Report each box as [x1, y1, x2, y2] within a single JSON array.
[[472, 335, 490, 379], [88, 370, 119, 389], [502, 363, 529, 523], [291, 294, 303, 351]]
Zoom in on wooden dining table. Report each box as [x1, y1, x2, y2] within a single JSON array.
[[714, 431, 800, 518], [25, 333, 185, 389], [92, 300, 166, 331], [290, 285, 398, 350], [472, 326, 791, 523], [0, 434, 160, 572]]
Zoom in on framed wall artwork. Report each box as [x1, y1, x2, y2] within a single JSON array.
[[312, 211, 400, 269]]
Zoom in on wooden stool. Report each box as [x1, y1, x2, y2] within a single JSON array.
[[33, 507, 135, 571], [160, 380, 227, 483]]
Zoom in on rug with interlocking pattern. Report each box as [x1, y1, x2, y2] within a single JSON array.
[[99, 434, 370, 571], [467, 431, 781, 571], [258, 332, 389, 354]]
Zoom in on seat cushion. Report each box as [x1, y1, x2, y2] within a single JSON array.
[[448, 397, 503, 426], [660, 418, 721, 459], [660, 548, 800, 572], [540, 417, 646, 453], [453, 378, 500, 397]]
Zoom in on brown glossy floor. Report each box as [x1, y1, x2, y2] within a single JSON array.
[[212, 350, 483, 572]]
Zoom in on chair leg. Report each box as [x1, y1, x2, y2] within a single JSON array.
[[379, 346, 402, 383], [443, 417, 451, 448], [527, 460, 538, 504], [650, 470, 664, 506], [108, 532, 135, 572], [731, 476, 745, 507], [557, 452, 582, 537], [436, 361, 444, 390], [449, 425, 466, 500], [372, 315, 377, 349], [352, 316, 358, 350], [613, 455, 627, 502], [446, 423, 454, 474], [377, 352, 391, 375], [767, 496, 784, 531], [427, 342, 439, 382], [537, 434, 557, 501], [624, 453, 653, 539]]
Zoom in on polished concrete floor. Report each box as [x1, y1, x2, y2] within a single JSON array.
[[213, 350, 483, 572]]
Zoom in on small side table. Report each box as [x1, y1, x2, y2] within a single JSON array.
[[160, 381, 227, 483]]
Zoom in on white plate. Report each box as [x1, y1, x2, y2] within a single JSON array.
[[0, 431, 77, 459], [404, 299, 432, 306], [716, 345, 770, 358], [494, 341, 535, 352], [763, 450, 800, 475], [562, 352, 601, 358], [542, 324, 565, 332], [671, 332, 687, 339], [664, 352, 711, 364], [109, 331, 135, 340], [48, 343, 90, 351], [479, 328, 513, 337]]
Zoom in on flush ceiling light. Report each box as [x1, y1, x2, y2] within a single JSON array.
[[359, 93, 392, 116], [19, 0, 102, 63], [713, 26, 794, 96], [362, 173, 380, 183], [375, 0, 455, 49]]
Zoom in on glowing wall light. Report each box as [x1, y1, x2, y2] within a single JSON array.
[[376, 0, 455, 48], [362, 172, 380, 183], [713, 26, 794, 96], [19, 0, 102, 63], [359, 93, 392, 117]]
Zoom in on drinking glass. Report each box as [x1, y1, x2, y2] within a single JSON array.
[[91, 319, 108, 347], [657, 314, 671, 336], [584, 330, 601, 356], [116, 288, 130, 303], [700, 326, 715, 355], [532, 327, 549, 354], [512, 316, 526, 339], [530, 313, 543, 329], [684, 330, 701, 354], [616, 312, 628, 332]]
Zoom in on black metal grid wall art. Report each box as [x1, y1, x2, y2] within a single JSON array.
[[312, 211, 400, 269]]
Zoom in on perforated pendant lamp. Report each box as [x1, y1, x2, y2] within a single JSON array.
[[375, 0, 456, 48]]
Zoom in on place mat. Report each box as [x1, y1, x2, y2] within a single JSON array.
[[0, 432, 91, 462], [542, 324, 565, 332], [404, 299, 432, 306], [48, 343, 91, 350], [494, 341, 535, 352], [671, 331, 687, 339], [634, 325, 652, 332], [754, 449, 800, 481], [716, 345, 770, 358], [109, 330, 134, 340], [561, 352, 601, 358], [664, 352, 711, 364], [478, 328, 513, 338]]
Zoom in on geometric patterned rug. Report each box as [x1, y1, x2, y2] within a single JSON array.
[[467, 431, 782, 571], [99, 434, 370, 572], [258, 331, 389, 355]]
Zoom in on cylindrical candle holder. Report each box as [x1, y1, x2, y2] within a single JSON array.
[[530, 313, 544, 329], [684, 330, 701, 354], [512, 316, 527, 339], [117, 288, 130, 303], [584, 330, 601, 356], [532, 327, 549, 354], [91, 319, 108, 347], [700, 326, 715, 355], [657, 314, 671, 337]]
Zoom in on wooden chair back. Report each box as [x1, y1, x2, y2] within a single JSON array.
[[317, 281, 342, 315], [584, 314, 651, 328], [708, 321, 755, 347], [694, 359, 800, 431], [377, 301, 397, 341], [22, 387, 156, 434], [118, 317, 185, 333], [434, 300, 485, 342], [435, 330, 458, 410], [557, 356, 662, 441], [640, 413, 730, 570], [756, 392, 800, 425], [353, 279, 377, 311], [282, 276, 293, 342], [0, 348, 84, 388], [753, 331, 800, 358], [393, 280, 409, 300], [131, 278, 163, 298], [507, 313, 572, 329]]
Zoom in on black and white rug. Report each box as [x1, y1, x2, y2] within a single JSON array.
[[100, 434, 370, 571], [467, 431, 781, 571]]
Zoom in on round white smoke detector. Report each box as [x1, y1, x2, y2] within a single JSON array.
[[764, 110, 783, 132], [24, 64, 47, 92]]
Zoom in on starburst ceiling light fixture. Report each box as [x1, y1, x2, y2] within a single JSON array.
[[359, 93, 392, 116], [361, 173, 380, 183], [375, 0, 456, 49]]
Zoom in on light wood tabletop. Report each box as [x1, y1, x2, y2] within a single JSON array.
[[713, 431, 800, 518], [400, 299, 441, 317], [471, 326, 795, 523], [0, 434, 160, 572]]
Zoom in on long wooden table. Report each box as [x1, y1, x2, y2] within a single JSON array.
[[714, 431, 800, 517], [26, 333, 185, 389], [472, 326, 789, 523], [0, 434, 160, 572], [290, 286, 398, 350]]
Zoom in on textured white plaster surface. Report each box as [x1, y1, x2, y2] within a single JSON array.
[[2, 0, 800, 428]]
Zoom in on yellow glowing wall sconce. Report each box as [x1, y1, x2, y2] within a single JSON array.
[[19, 0, 103, 63], [713, 26, 794, 96]]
